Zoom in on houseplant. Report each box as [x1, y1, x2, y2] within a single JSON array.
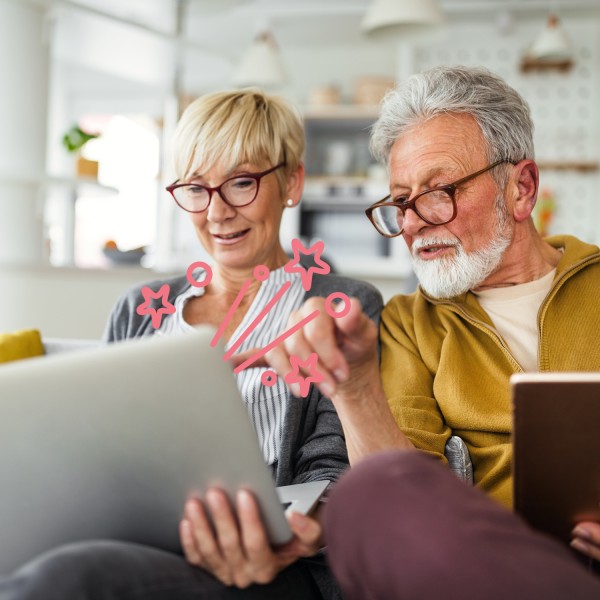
[[61, 124, 100, 178]]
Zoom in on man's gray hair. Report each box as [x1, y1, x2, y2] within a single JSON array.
[[370, 65, 535, 169]]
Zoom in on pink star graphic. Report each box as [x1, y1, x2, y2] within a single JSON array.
[[136, 284, 176, 329], [284, 353, 324, 398], [284, 238, 331, 291]]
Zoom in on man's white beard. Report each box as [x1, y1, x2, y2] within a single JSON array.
[[411, 209, 512, 299]]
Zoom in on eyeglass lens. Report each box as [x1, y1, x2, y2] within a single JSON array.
[[172, 176, 259, 212], [371, 189, 455, 235]]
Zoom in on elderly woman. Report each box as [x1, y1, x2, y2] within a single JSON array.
[[0, 90, 381, 600]]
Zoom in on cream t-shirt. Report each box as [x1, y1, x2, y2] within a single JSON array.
[[473, 269, 556, 372]]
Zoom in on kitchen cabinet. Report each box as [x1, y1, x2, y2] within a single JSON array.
[[300, 106, 411, 279]]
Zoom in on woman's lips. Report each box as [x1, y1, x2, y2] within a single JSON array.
[[211, 229, 250, 244]]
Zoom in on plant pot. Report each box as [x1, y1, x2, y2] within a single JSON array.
[[76, 155, 99, 179]]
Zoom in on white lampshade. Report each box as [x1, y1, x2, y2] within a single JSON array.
[[527, 13, 573, 61], [232, 30, 287, 88], [361, 0, 444, 34]]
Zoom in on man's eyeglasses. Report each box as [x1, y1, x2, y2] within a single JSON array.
[[166, 162, 286, 213], [365, 159, 512, 238]]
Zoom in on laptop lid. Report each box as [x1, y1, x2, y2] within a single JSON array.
[[512, 372, 600, 545], [0, 328, 322, 573]]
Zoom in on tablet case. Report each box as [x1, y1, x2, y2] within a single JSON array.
[[512, 372, 600, 545]]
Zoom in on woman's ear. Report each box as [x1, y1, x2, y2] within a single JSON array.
[[510, 160, 539, 223], [284, 162, 305, 208]]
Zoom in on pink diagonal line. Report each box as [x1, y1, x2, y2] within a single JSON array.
[[232, 310, 320, 373], [223, 281, 292, 360], [210, 279, 252, 347]]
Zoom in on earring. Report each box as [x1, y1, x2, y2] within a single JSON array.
[[286, 198, 294, 207]]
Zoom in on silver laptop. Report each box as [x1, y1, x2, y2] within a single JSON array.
[[0, 328, 328, 574], [512, 372, 600, 545]]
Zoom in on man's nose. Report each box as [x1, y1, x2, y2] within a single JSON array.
[[401, 207, 430, 236]]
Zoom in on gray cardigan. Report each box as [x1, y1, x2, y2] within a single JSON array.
[[103, 272, 382, 487], [102, 272, 383, 599]]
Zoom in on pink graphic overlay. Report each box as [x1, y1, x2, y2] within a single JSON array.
[[232, 309, 320, 373], [284, 238, 331, 291], [186, 261, 213, 288], [223, 280, 292, 361], [325, 292, 351, 318], [253, 264, 270, 282], [210, 264, 271, 348], [172, 242, 346, 396], [136, 284, 176, 329], [284, 353, 324, 398], [261, 370, 278, 387], [210, 280, 252, 347]]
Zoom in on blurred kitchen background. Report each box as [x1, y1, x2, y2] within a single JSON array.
[[1, 0, 599, 337]]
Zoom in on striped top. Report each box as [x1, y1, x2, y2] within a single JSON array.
[[157, 265, 306, 466]]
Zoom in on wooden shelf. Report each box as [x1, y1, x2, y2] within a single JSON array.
[[537, 161, 599, 172], [302, 104, 380, 120], [520, 57, 574, 73], [306, 174, 369, 185], [0, 173, 117, 194]]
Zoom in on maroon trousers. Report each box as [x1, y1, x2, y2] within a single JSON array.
[[324, 451, 599, 600]]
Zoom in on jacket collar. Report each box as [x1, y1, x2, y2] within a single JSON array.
[[418, 234, 600, 311]]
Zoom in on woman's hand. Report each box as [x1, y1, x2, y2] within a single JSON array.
[[571, 521, 600, 561], [180, 488, 322, 588]]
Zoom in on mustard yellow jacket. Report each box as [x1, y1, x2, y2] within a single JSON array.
[[380, 235, 600, 508]]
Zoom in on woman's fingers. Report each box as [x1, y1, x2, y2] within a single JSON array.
[[236, 490, 281, 584], [179, 517, 204, 566], [286, 512, 323, 555], [182, 493, 237, 585], [204, 489, 246, 575], [180, 489, 326, 588]]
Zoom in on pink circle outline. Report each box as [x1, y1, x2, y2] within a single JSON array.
[[325, 292, 351, 318], [253, 264, 270, 282], [186, 261, 213, 288], [261, 370, 278, 387]]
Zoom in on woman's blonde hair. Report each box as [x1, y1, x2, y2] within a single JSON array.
[[172, 89, 305, 193]]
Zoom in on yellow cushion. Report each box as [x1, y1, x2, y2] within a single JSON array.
[[0, 329, 44, 364]]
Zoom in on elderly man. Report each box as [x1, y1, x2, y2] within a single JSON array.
[[267, 65, 600, 598]]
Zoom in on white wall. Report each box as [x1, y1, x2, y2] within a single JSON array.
[[2, 4, 600, 338]]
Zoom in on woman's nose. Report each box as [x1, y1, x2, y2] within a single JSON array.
[[206, 191, 236, 222]]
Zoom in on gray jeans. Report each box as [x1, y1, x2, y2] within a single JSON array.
[[0, 542, 327, 600]]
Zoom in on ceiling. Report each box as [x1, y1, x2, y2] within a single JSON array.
[[18, 0, 600, 115], [41, 0, 600, 52]]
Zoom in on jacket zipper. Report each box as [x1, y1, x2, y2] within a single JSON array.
[[423, 252, 600, 373]]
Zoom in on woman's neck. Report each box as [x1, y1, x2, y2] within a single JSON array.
[[208, 247, 289, 299]]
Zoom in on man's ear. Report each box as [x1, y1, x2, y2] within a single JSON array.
[[511, 160, 539, 223], [284, 162, 305, 208]]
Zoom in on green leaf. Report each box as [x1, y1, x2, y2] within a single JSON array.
[[62, 124, 100, 153]]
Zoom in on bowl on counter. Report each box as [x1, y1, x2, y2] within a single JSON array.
[[102, 246, 146, 266]]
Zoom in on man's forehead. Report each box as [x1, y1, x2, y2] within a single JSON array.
[[388, 114, 486, 180]]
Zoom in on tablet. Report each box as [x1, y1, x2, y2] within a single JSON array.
[[0, 328, 328, 573], [512, 372, 600, 545]]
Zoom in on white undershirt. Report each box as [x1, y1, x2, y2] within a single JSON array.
[[473, 269, 556, 372], [157, 265, 306, 466]]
